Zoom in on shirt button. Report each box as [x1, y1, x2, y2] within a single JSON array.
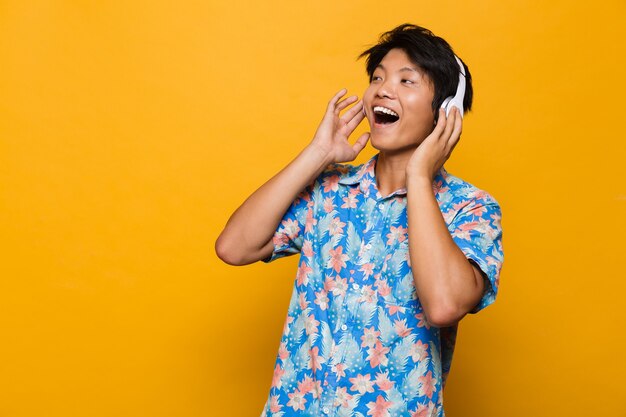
[[323, 407, 330, 414], [378, 203, 384, 210], [352, 283, 359, 290], [341, 324, 348, 331]]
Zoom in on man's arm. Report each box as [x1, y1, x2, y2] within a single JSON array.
[[215, 144, 332, 266], [215, 89, 369, 266], [406, 177, 485, 327]]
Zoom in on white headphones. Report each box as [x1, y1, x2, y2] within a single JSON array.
[[440, 55, 466, 119]]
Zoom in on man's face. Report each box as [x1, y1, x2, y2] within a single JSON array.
[[363, 48, 436, 154]]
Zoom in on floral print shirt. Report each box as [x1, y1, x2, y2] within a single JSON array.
[[260, 153, 504, 417]]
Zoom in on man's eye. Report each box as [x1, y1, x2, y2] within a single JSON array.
[[372, 76, 382, 81], [402, 79, 414, 84]]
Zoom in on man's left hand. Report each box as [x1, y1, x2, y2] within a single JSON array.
[[406, 106, 463, 181]]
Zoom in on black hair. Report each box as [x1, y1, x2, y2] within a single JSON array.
[[358, 24, 473, 122]]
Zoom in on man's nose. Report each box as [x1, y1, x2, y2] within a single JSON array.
[[375, 79, 396, 99]]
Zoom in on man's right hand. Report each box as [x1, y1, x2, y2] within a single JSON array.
[[309, 88, 370, 164], [215, 88, 370, 266]]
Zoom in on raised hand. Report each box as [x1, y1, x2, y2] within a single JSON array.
[[310, 88, 370, 163], [406, 106, 463, 181]]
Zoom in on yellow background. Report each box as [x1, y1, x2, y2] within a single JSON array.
[[1, 1, 624, 416]]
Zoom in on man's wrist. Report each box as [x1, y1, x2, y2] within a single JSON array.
[[305, 143, 335, 168], [406, 171, 433, 190]]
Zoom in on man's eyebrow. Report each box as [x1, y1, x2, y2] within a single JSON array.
[[375, 64, 419, 73]]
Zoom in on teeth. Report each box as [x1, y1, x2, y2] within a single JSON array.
[[373, 106, 399, 117]]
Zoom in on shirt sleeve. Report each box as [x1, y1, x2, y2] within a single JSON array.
[[448, 195, 504, 314], [261, 181, 315, 264]]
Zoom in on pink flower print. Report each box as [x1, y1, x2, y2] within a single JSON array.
[[452, 221, 479, 241], [341, 190, 358, 209], [490, 211, 502, 223], [332, 362, 347, 378], [479, 217, 499, 239], [438, 183, 450, 194], [328, 246, 349, 273], [296, 262, 312, 287], [409, 340, 429, 362], [324, 197, 335, 214], [410, 401, 436, 417], [474, 189, 490, 200], [452, 201, 468, 211], [324, 276, 336, 292], [314, 289, 330, 310], [287, 389, 307, 411], [361, 327, 381, 348], [298, 292, 309, 310], [432, 179, 444, 193], [360, 262, 375, 278], [304, 314, 320, 336], [386, 225, 408, 245], [282, 315, 294, 336], [273, 232, 289, 247], [278, 342, 289, 360], [305, 208, 317, 233], [332, 276, 348, 297], [308, 346, 325, 374], [386, 304, 406, 316], [418, 371, 436, 399], [322, 175, 340, 193], [302, 240, 314, 257], [414, 312, 431, 329], [366, 341, 390, 367], [329, 217, 346, 236], [394, 319, 411, 337], [361, 177, 373, 192], [269, 395, 282, 413], [333, 386, 354, 408], [272, 364, 285, 389], [312, 380, 323, 399], [377, 281, 392, 297], [349, 373, 375, 394], [374, 371, 394, 391], [281, 218, 301, 239], [297, 375, 315, 394], [358, 285, 377, 303], [366, 394, 393, 417]]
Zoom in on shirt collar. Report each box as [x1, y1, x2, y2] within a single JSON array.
[[338, 152, 449, 198]]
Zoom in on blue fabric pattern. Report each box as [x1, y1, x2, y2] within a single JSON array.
[[260, 152, 504, 417]]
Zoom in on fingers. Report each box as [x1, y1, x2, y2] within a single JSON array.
[[435, 106, 462, 141], [342, 99, 364, 123], [441, 107, 456, 141], [446, 107, 463, 154], [335, 95, 359, 114], [326, 88, 348, 113], [351, 132, 370, 155], [431, 108, 448, 138], [345, 101, 366, 132]]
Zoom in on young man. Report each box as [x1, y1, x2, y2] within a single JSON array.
[[216, 24, 504, 417]]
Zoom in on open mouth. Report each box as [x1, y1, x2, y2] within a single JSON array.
[[373, 106, 400, 125]]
